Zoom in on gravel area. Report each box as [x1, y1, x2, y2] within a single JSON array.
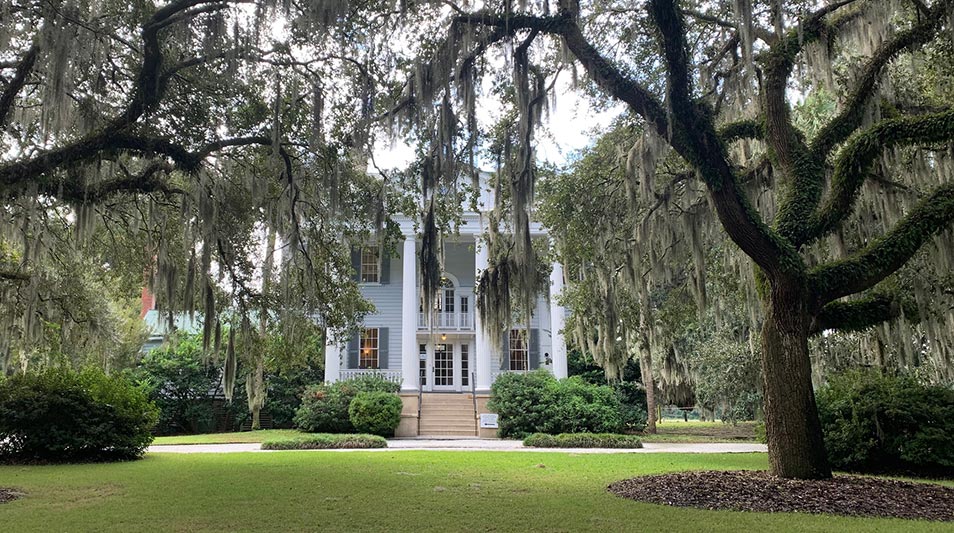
[[608, 470, 954, 522]]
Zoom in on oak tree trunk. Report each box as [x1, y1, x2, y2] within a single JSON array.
[[760, 283, 831, 479]]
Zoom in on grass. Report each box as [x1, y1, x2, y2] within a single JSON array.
[[640, 420, 759, 443], [151, 429, 302, 445], [1, 451, 951, 532]]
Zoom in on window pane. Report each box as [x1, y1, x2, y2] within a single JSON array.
[[360, 247, 379, 283], [509, 330, 528, 371], [360, 328, 379, 369]]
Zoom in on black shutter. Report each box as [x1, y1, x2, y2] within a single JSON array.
[[350, 247, 362, 281], [501, 330, 510, 370], [379, 252, 390, 284], [347, 332, 359, 369], [529, 328, 540, 369], [378, 328, 389, 369]]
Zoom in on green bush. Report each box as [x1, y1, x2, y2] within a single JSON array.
[[816, 370, 954, 475], [0, 368, 159, 462], [523, 433, 643, 448], [348, 391, 403, 437], [612, 381, 647, 432], [134, 336, 221, 435], [261, 433, 387, 450], [488, 370, 624, 438], [541, 377, 623, 434], [294, 374, 400, 433]]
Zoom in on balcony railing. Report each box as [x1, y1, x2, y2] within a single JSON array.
[[339, 369, 403, 383], [418, 311, 474, 330]]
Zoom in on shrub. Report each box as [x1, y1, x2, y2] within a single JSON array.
[[348, 391, 402, 437], [816, 370, 954, 475], [134, 336, 221, 435], [613, 381, 648, 432], [294, 374, 400, 433], [523, 433, 642, 448], [0, 367, 159, 462], [488, 370, 624, 438], [486, 370, 553, 438], [540, 377, 623, 435], [261, 433, 387, 450]]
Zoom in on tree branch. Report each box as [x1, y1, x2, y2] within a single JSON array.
[[810, 0, 953, 159], [810, 293, 911, 335], [681, 8, 776, 45], [0, 43, 38, 128], [809, 109, 954, 241], [718, 119, 763, 143], [648, 0, 802, 279], [810, 179, 954, 304]]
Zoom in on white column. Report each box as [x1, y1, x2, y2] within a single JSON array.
[[400, 236, 420, 392], [550, 262, 568, 379], [474, 239, 492, 392], [324, 331, 341, 383]]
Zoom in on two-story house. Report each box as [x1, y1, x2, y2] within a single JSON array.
[[324, 174, 568, 437]]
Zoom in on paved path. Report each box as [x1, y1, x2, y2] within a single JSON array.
[[149, 440, 766, 454]]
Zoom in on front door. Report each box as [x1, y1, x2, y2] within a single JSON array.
[[433, 343, 455, 391]]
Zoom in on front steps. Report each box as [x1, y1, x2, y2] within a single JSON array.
[[418, 393, 478, 436]]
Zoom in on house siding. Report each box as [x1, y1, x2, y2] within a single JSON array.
[[356, 245, 405, 369]]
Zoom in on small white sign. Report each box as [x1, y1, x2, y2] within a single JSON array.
[[479, 413, 499, 429]]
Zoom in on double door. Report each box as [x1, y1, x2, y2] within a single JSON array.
[[420, 341, 471, 392]]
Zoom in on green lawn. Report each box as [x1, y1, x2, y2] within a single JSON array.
[[640, 420, 759, 443], [152, 429, 302, 445], [1, 451, 950, 532]]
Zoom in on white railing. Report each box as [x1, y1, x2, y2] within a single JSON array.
[[417, 311, 474, 330], [339, 369, 403, 383], [491, 369, 529, 382]]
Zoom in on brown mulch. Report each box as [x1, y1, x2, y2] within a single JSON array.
[[608, 470, 954, 522], [0, 488, 22, 504]]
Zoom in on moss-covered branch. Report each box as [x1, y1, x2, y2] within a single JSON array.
[[0, 43, 38, 128], [759, 1, 861, 247], [648, 0, 803, 279], [718, 119, 763, 143], [809, 110, 954, 241], [810, 293, 915, 335], [810, 180, 954, 303], [0, 1, 249, 200], [811, 0, 953, 159]]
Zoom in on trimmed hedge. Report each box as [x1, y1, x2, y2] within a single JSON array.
[[523, 433, 643, 448], [261, 433, 387, 450], [816, 370, 954, 475], [487, 370, 624, 438], [0, 368, 159, 462], [348, 391, 402, 437], [294, 375, 400, 433]]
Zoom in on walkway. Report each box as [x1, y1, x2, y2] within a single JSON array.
[[148, 440, 766, 454]]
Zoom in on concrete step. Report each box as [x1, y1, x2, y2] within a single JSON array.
[[419, 430, 478, 436], [421, 408, 474, 414]]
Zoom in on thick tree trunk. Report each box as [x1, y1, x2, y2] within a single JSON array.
[[760, 284, 831, 479]]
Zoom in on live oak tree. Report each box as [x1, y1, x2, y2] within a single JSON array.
[[388, 0, 954, 479], [0, 0, 385, 412]]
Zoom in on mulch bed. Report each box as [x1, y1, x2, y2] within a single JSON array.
[[608, 470, 954, 522], [0, 488, 22, 504]]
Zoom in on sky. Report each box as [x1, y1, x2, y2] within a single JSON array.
[[371, 75, 625, 171]]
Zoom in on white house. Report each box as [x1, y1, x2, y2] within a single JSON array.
[[325, 174, 568, 437]]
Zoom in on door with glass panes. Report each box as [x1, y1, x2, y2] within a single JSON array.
[[420, 342, 472, 392]]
